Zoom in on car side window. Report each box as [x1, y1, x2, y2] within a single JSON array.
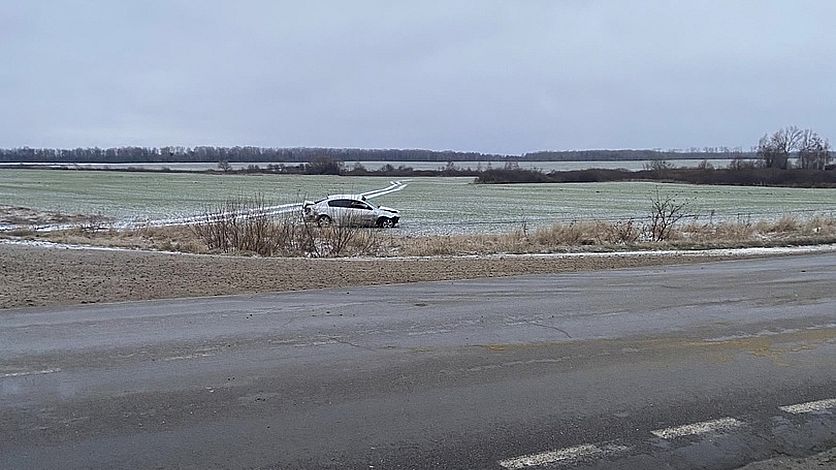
[[350, 200, 372, 210], [327, 199, 352, 208]]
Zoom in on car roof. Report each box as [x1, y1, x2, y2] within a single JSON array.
[[324, 194, 366, 201]]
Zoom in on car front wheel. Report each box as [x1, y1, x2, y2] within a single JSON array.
[[377, 217, 394, 228], [317, 215, 333, 227]]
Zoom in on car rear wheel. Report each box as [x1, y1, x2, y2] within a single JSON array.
[[377, 217, 394, 228], [317, 215, 333, 227]]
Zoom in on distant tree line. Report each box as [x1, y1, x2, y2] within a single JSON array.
[[0, 147, 505, 164], [0, 146, 754, 164], [521, 149, 752, 161], [213, 158, 481, 177], [476, 127, 834, 187], [2, 128, 827, 166], [475, 167, 836, 187]]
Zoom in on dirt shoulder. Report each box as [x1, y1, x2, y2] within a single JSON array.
[[3, 242, 824, 310]]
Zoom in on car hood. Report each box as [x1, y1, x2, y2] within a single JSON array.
[[377, 206, 399, 214]]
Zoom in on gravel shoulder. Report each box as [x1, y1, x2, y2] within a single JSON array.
[[3, 242, 833, 310]]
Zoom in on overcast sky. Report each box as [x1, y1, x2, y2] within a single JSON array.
[[2, 1, 835, 154]]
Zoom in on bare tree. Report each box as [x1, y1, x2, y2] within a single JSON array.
[[305, 156, 343, 175], [643, 159, 674, 172], [696, 159, 714, 170], [798, 129, 831, 170], [728, 156, 758, 170], [757, 126, 803, 169], [648, 188, 690, 242]]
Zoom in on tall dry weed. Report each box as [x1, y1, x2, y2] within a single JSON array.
[[191, 196, 385, 257]]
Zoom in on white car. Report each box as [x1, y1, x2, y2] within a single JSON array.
[[303, 195, 401, 228]]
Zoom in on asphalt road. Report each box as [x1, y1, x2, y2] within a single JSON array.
[[1, 254, 835, 469]]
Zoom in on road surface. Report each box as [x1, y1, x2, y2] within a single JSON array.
[[1, 254, 835, 469]]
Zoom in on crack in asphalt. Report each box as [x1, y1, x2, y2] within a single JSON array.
[[328, 336, 378, 352], [524, 320, 573, 338]]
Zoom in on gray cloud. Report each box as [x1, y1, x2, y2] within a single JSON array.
[[2, 0, 835, 154]]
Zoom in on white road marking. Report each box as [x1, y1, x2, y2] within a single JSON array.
[[498, 443, 629, 469], [294, 340, 338, 347], [779, 398, 836, 414], [406, 328, 451, 336], [163, 352, 215, 361], [0, 368, 61, 378], [651, 417, 743, 439]]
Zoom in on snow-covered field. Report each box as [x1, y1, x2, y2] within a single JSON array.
[[2, 169, 834, 235]]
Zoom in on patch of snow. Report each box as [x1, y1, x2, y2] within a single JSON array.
[[0, 239, 145, 253]]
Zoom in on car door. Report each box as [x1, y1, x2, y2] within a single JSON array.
[[326, 199, 352, 223], [348, 199, 375, 226]]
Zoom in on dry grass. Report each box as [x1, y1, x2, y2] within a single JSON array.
[[32, 224, 208, 253], [0, 205, 105, 226], [532, 220, 641, 246], [680, 215, 836, 246], [17, 221, 387, 258], [392, 224, 619, 257], [395, 215, 836, 256], [185, 196, 390, 257], [643, 214, 836, 247], [385, 226, 537, 257], [4, 211, 835, 258]]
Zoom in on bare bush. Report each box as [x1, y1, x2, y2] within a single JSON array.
[[192, 196, 301, 256], [73, 212, 109, 234], [300, 213, 385, 257], [647, 188, 690, 242], [338, 223, 386, 256], [191, 197, 384, 257], [320, 214, 364, 256]]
